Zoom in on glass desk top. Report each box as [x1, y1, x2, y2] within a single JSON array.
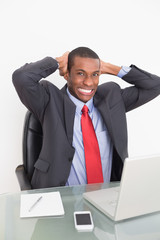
[[0, 182, 160, 240]]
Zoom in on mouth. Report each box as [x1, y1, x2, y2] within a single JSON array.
[[78, 88, 94, 95]]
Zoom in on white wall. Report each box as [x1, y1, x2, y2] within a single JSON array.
[[1, 0, 160, 194]]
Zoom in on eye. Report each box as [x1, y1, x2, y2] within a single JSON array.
[[77, 72, 84, 76], [93, 73, 99, 77]]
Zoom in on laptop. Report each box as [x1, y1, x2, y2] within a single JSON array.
[[83, 155, 160, 221]]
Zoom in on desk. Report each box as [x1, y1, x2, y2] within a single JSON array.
[[0, 182, 160, 240]]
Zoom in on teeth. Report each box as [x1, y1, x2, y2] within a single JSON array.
[[79, 88, 92, 93]]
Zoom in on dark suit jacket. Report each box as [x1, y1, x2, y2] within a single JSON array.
[[12, 57, 160, 189]]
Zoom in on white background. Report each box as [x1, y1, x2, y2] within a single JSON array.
[[0, 0, 160, 194]]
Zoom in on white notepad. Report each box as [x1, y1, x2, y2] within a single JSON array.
[[20, 191, 65, 218]]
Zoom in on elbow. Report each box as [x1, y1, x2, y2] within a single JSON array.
[[12, 69, 19, 85], [12, 68, 25, 88]]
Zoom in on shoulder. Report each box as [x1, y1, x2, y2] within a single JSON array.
[[40, 80, 61, 92], [97, 82, 121, 96], [40, 80, 66, 100], [95, 82, 123, 108]]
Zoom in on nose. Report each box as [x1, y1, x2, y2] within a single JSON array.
[[83, 75, 93, 86]]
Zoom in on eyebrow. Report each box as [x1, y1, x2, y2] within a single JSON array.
[[76, 69, 100, 73]]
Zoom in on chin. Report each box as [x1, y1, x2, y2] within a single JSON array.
[[76, 92, 94, 102], [80, 97, 92, 103]]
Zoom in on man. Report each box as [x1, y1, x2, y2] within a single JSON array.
[[12, 47, 160, 189]]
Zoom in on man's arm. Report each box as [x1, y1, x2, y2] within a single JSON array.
[[100, 61, 122, 76], [12, 57, 59, 121], [121, 65, 160, 111], [100, 60, 160, 112], [56, 51, 69, 76]]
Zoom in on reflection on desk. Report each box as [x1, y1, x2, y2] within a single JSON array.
[[0, 182, 160, 240]]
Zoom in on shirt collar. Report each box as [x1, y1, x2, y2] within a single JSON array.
[[66, 88, 94, 114]]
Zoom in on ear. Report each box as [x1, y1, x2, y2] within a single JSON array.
[[64, 72, 69, 81]]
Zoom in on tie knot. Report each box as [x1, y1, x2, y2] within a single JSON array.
[[82, 105, 89, 114]]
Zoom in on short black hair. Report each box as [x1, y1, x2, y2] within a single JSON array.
[[68, 47, 100, 72]]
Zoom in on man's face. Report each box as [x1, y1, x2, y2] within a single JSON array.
[[65, 56, 100, 103]]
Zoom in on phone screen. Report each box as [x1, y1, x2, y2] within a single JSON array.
[[75, 213, 91, 225]]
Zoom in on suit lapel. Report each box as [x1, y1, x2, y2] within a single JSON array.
[[61, 85, 76, 145], [94, 94, 114, 145], [94, 93, 127, 161]]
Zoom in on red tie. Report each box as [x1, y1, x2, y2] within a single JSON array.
[[81, 105, 104, 184]]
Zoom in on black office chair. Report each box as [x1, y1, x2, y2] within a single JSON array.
[[15, 111, 43, 190]]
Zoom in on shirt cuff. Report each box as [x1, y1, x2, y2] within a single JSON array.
[[117, 66, 131, 78], [55, 58, 59, 69]]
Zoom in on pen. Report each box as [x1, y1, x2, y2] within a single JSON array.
[[29, 196, 43, 212]]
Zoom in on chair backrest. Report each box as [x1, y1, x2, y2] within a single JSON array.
[[23, 111, 43, 181]]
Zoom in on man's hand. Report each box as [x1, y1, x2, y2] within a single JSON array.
[[100, 60, 121, 76], [56, 51, 69, 76]]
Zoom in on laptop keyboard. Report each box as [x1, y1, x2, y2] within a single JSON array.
[[103, 187, 120, 216], [83, 186, 120, 217], [105, 187, 119, 207], [107, 200, 117, 207]]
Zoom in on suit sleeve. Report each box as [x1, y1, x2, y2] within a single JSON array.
[[121, 65, 160, 112], [12, 57, 58, 121]]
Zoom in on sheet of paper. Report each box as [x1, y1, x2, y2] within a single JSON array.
[[20, 191, 65, 218]]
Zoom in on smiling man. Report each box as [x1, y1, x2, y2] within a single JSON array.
[[67, 57, 99, 100], [12, 47, 160, 189], [64, 56, 100, 103]]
